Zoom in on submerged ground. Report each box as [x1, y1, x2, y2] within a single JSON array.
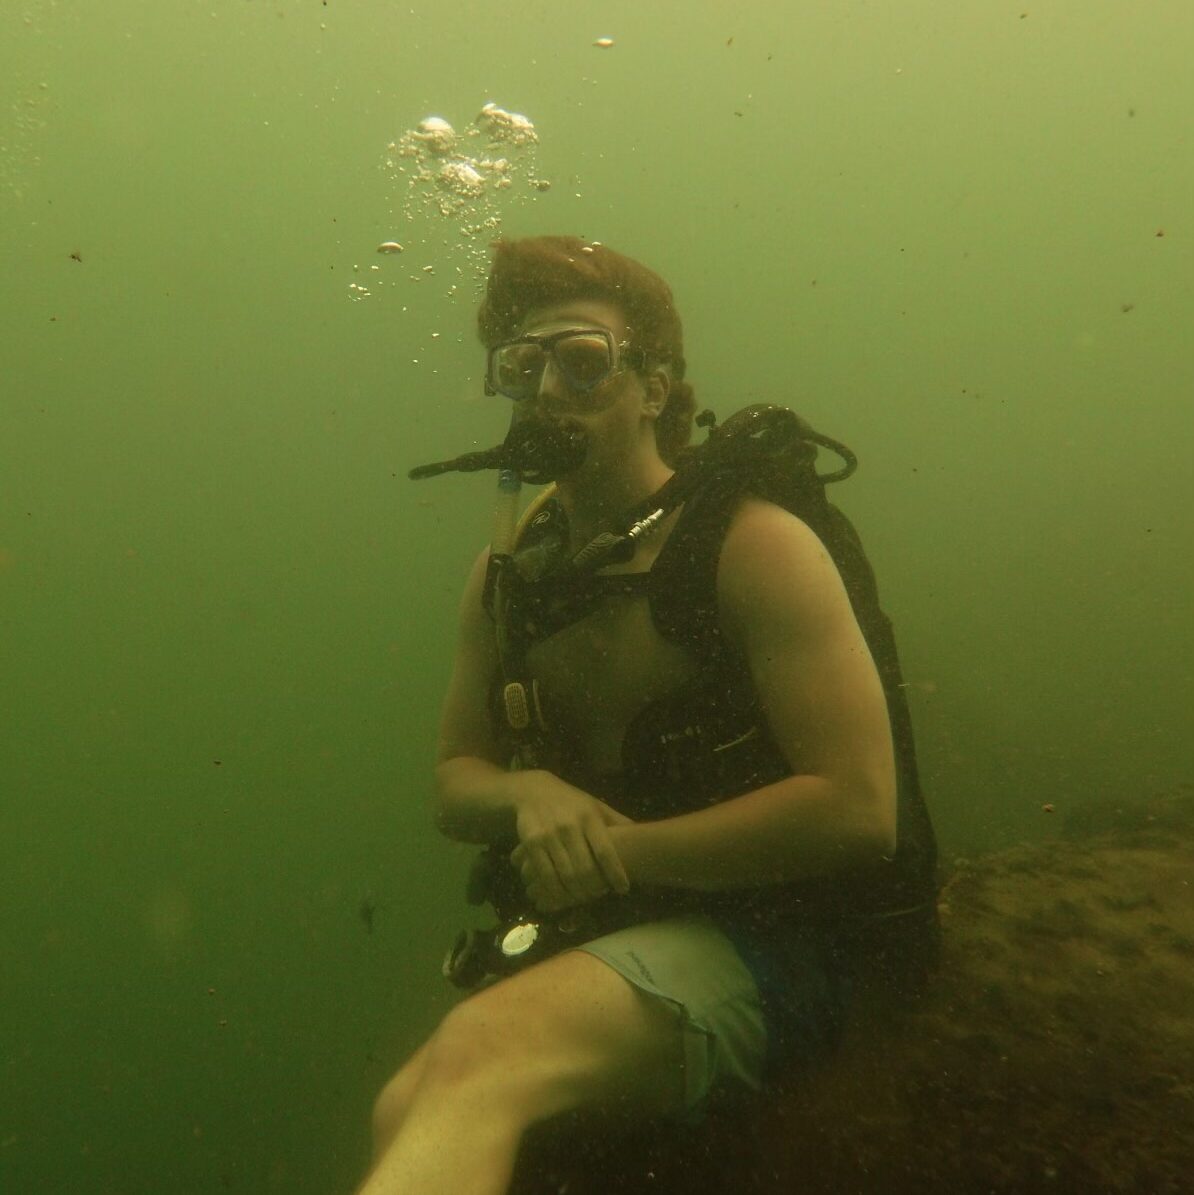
[[511, 784, 1194, 1194]]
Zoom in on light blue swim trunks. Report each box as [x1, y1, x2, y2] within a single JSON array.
[[571, 914, 769, 1118]]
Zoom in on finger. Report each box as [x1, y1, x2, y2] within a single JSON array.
[[588, 824, 630, 895], [545, 831, 602, 903], [559, 824, 612, 901], [528, 840, 573, 909], [525, 880, 567, 915]]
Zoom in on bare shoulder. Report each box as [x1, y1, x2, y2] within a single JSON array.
[[719, 496, 831, 566], [457, 545, 496, 634], [436, 543, 501, 765], [716, 496, 851, 647], [451, 543, 502, 681]]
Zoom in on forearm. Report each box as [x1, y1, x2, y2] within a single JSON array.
[[433, 756, 525, 845], [611, 773, 894, 893]]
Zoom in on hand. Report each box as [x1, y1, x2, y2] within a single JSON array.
[[509, 771, 633, 914]]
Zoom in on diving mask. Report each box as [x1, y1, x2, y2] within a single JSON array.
[[485, 328, 646, 403]]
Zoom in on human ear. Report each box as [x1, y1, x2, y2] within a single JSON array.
[[642, 368, 670, 418]]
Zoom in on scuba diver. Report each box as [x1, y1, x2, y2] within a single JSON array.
[[355, 236, 938, 1195]]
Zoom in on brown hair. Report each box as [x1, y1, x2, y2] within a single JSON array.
[[476, 235, 696, 465]]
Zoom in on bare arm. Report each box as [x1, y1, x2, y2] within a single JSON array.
[[432, 546, 523, 844], [610, 498, 898, 892]]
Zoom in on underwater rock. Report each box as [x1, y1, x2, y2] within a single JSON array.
[[511, 785, 1194, 1194]]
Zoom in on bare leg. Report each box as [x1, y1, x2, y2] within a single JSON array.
[[361, 1072, 526, 1195], [357, 949, 685, 1195], [367, 1041, 431, 1165]]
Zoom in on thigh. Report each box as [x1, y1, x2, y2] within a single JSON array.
[[435, 944, 688, 1123], [573, 914, 767, 1115]]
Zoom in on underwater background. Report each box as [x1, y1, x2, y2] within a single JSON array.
[[1, 1, 1191, 1191]]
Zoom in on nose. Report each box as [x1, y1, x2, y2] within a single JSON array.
[[530, 357, 568, 407]]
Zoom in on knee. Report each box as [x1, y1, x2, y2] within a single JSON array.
[[417, 998, 513, 1091], [369, 1005, 509, 1149], [370, 1045, 429, 1151], [370, 1075, 406, 1151]]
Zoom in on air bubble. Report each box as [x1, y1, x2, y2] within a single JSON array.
[[380, 101, 555, 294]]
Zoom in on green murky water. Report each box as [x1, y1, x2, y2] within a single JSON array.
[[2, 2, 1191, 1190]]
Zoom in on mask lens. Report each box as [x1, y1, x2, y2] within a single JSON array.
[[491, 342, 547, 400], [488, 330, 618, 401], [554, 332, 614, 391]]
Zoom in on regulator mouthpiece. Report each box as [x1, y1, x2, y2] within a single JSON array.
[[501, 417, 588, 484], [408, 417, 588, 484]]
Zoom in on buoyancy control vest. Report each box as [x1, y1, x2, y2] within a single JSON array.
[[481, 406, 939, 937]]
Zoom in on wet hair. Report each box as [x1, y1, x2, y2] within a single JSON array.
[[476, 235, 695, 466]]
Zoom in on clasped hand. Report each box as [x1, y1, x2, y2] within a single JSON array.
[[508, 771, 633, 914]]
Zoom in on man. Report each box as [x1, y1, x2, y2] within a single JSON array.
[[356, 236, 936, 1195]]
